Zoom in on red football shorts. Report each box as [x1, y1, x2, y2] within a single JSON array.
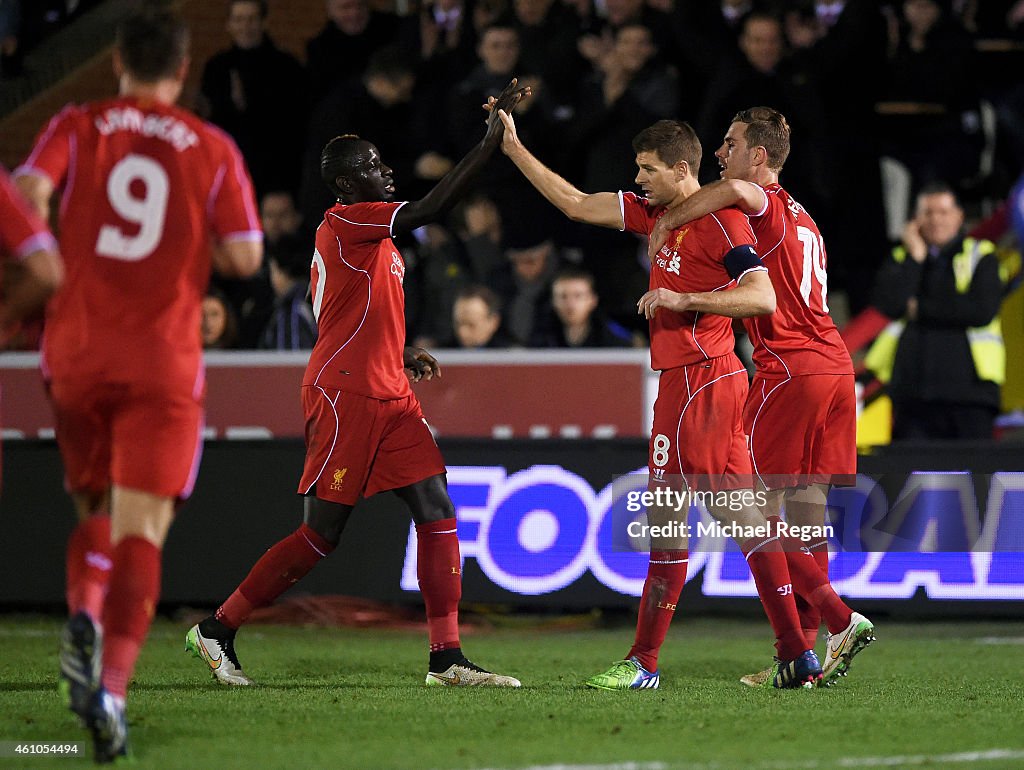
[[744, 373, 857, 490], [49, 377, 204, 500], [298, 386, 446, 505], [649, 353, 751, 492]]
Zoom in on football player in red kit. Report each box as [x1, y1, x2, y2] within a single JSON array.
[[16, 9, 262, 761], [496, 109, 859, 689], [186, 80, 530, 689], [649, 106, 874, 686]]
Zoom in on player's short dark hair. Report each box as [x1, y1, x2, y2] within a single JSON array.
[[917, 181, 960, 203], [732, 106, 791, 170], [553, 267, 596, 293], [228, 0, 268, 18], [455, 285, 502, 316], [115, 8, 190, 82], [320, 134, 369, 198], [632, 120, 701, 172], [267, 233, 311, 281]]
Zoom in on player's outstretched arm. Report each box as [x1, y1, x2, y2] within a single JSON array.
[[393, 79, 530, 234], [638, 269, 776, 320], [496, 109, 623, 230], [649, 180, 768, 258]]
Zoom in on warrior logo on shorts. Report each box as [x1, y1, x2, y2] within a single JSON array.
[[330, 467, 348, 491]]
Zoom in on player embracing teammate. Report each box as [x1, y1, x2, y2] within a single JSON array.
[[493, 103, 874, 689], [649, 107, 874, 686]]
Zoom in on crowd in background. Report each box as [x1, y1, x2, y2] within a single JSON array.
[[8, 0, 1024, 352]]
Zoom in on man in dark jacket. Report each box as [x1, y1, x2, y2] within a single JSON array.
[[870, 183, 1004, 440]]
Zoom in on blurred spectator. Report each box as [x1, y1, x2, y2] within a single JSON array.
[[306, 0, 400, 103], [532, 267, 635, 347], [259, 234, 317, 350], [487, 236, 558, 344], [670, 0, 754, 115], [454, 193, 504, 280], [570, 23, 677, 193], [260, 190, 303, 246], [301, 46, 444, 225], [877, 0, 982, 191], [0, 0, 22, 77], [867, 183, 1005, 440], [785, 0, 889, 312], [451, 285, 518, 348], [448, 22, 521, 157], [511, 0, 584, 106], [399, 0, 479, 90], [199, 0, 308, 197], [697, 12, 827, 204], [403, 224, 471, 348], [202, 290, 239, 350]]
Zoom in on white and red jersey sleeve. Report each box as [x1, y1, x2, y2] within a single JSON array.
[[207, 128, 262, 244], [15, 105, 80, 188], [744, 184, 853, 377], [303, 201, 411, 399]]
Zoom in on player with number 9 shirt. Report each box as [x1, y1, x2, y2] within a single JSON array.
[[649, 107, 872, 686], [14, 8, 262, 762]]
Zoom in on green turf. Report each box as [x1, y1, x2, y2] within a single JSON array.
[[1, 616, 1023, 769]]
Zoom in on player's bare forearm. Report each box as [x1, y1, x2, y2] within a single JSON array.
[[667, 180, 765, 229], [650, 181, 765, 258], [396, 81, 527, 233], [13, 174, 53, 222], [213, 239, 262, 279], [0, 247, 62, 328], [638, 271, 775, 320], [498, 111, 623, 229]]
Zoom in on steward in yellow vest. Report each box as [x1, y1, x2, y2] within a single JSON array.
[[866, 184, 1004, 440]]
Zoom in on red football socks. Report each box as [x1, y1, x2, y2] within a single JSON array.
[[626, 550, 688, 672], [740, 533, 807, 661], [101, 537, 161, 698], [66, 514, 112, 621], [767, 517, 851, 634], [416, 518, 462, 653], [216, 523, 335, 630], [795, 538, 830, 648]]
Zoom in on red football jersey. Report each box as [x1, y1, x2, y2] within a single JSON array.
[[744, 184, 853, 377], [16, 97, 261, 392], [304, 201, 411, 400], [621, 191, 760, 369]]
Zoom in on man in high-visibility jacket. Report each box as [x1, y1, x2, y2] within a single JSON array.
[[867, 182, 1004, 439]]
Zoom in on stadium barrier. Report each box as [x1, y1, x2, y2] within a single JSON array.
[[2, 438, 1021, 614]]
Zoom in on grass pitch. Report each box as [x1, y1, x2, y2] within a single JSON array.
[[1, 615, 1023, 769]]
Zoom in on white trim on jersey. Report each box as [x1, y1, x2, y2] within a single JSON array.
[[303, 386, 342, 495], [329, 211, 395, 229], [59, 131, 77, 218], [206, 164, 226, 219], [756, 188, 786, 260], [747, 182, 770, 218], [16, 105, 75, 180], [312, 233, 372, 387], [709, 212, 735, 247], [735, 265, 769, 284], [673, 366, 747, 482], [14, 231, 58, 260], [387, 201, 408, 236], [617, 191, 627, 232], [748, 374, 792, 490], [220, 230, 264, 243]]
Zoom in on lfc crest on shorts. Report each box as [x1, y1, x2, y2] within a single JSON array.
[[330, 467, 348, 491]]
